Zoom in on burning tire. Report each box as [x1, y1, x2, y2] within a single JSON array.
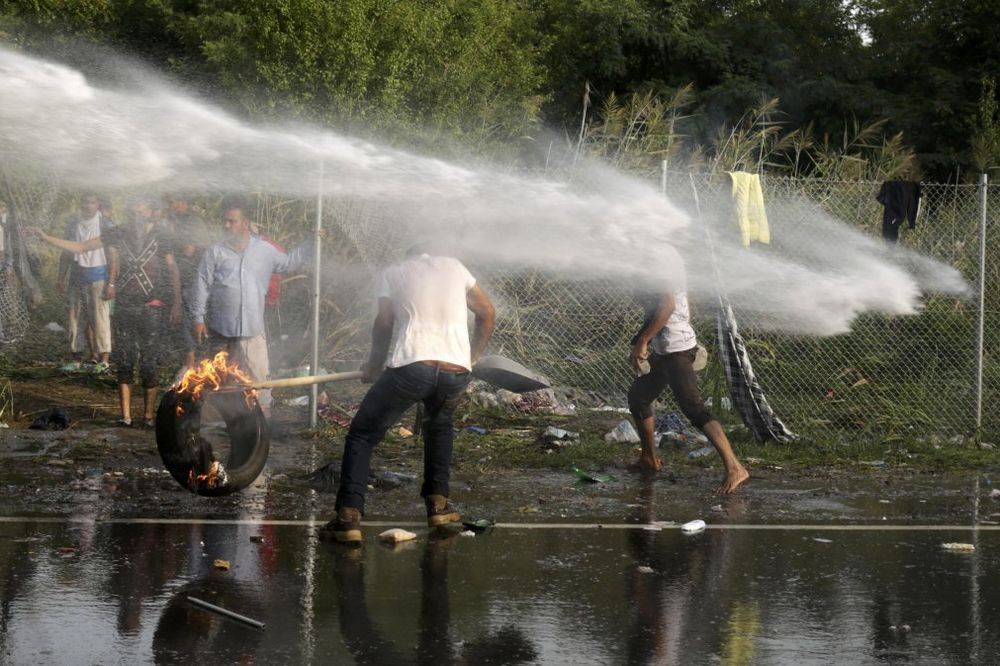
[[155, 353, 270, 496]]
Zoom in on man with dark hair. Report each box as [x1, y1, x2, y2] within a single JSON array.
[[627, 246, 749, 494], [29, 198, 182, 426], [323, 247, 496, 543], [57, 192, 113, 371], [190, 196, 316, 416]]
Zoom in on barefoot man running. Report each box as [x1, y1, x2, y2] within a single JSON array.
[[626, 246, 749, 494]]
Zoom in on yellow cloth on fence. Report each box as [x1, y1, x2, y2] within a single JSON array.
[[727, 171, 770, 247]]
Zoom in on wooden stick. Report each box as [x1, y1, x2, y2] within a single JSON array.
[[237, 370, 363, 390]]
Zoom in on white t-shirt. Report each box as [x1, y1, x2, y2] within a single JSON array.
[[378, 254, 477, 370], [649, 246, 697, 355], [74, 213, 107, 268]]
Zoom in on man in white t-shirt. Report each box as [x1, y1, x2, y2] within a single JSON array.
[[57, 192, 113, 371], [323, 248, 496, 543], [627, 248, 749, 493]]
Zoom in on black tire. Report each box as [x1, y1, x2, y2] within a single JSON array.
[[155, 388, 270, 496]]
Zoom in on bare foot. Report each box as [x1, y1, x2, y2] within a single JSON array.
[[631, 455, 663, 473], [716, 465, 750, 494]]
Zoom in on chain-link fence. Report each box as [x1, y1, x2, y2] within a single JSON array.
[[658, 172, 994, 443], [5, 169, 999, 443]]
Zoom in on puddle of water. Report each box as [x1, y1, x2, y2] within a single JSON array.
[[1, 519, 997, 664]]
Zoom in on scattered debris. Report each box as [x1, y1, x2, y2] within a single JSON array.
[[636, 565, 655, 574], [29, 408, 69, 431], [539, 426, 579, 450], [462, 518, 496, 533], [213, 559, 231, 571], [470, 385, 575, 415], [284, 395, 309, 406], [813, 537, 833, 544], [372, 470, 418, 489], [940, 542, 975, 552], [44, 321, 65, 332], [249, 535, 264, 543], [604, 420, 640, 443], [989, 488, 1000, 499], [572, 466, 614, 483], [397, 427, 413, 438], [464, 426, 487, 435], [459, 530, 476, 537], [379, 528, 417, 543], [703, 396, 732, 410], [680, 519, 706, 534], [687, 446, 714, 459], [187, 596, 265, 630]]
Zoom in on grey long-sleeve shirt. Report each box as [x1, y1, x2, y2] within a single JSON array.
[[190, 236, 313, 338]]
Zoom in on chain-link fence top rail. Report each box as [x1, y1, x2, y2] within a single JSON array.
[[7, 172, 999, 442]]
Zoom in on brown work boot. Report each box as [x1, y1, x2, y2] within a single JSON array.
[[320, 507, 363, 543], [425, 494, 461, 527]]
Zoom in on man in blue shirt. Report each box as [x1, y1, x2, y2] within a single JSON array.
[[190, 196, 316, 415]]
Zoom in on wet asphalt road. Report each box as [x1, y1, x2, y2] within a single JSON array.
[[2, 425, 1000, 664]]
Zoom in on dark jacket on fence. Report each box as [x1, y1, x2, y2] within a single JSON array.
[[876, 180, 922, 242]]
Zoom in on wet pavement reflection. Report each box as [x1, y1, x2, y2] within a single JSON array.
[[2, 476, 1000, 664]]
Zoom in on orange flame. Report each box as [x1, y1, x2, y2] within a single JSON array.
[[188, 460, 224, 491], [175, 351, 258, 414]]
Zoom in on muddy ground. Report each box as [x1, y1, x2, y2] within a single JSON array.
[[2, 366, 998, 529]]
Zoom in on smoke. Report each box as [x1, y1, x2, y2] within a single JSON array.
[[0, 45, 969, 335]]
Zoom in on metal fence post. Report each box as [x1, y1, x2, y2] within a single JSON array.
[[309, 162, 324, 429], [976, 173, 987, 437]]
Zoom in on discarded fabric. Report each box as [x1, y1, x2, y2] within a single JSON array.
[[29, 408, 69, 431]]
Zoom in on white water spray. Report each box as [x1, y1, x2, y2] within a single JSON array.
[[0, 46, 968, 335]]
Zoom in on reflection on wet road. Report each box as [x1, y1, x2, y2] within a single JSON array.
[[2, 495, 998, 664]]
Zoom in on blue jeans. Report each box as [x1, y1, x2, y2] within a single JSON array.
[[335, 363, 471, 514]]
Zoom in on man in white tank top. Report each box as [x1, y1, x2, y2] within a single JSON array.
[[323, 247, 496, 543]]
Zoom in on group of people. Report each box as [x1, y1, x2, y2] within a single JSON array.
[[28, 194, 308, 425], [30, 193, 749, 542]]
